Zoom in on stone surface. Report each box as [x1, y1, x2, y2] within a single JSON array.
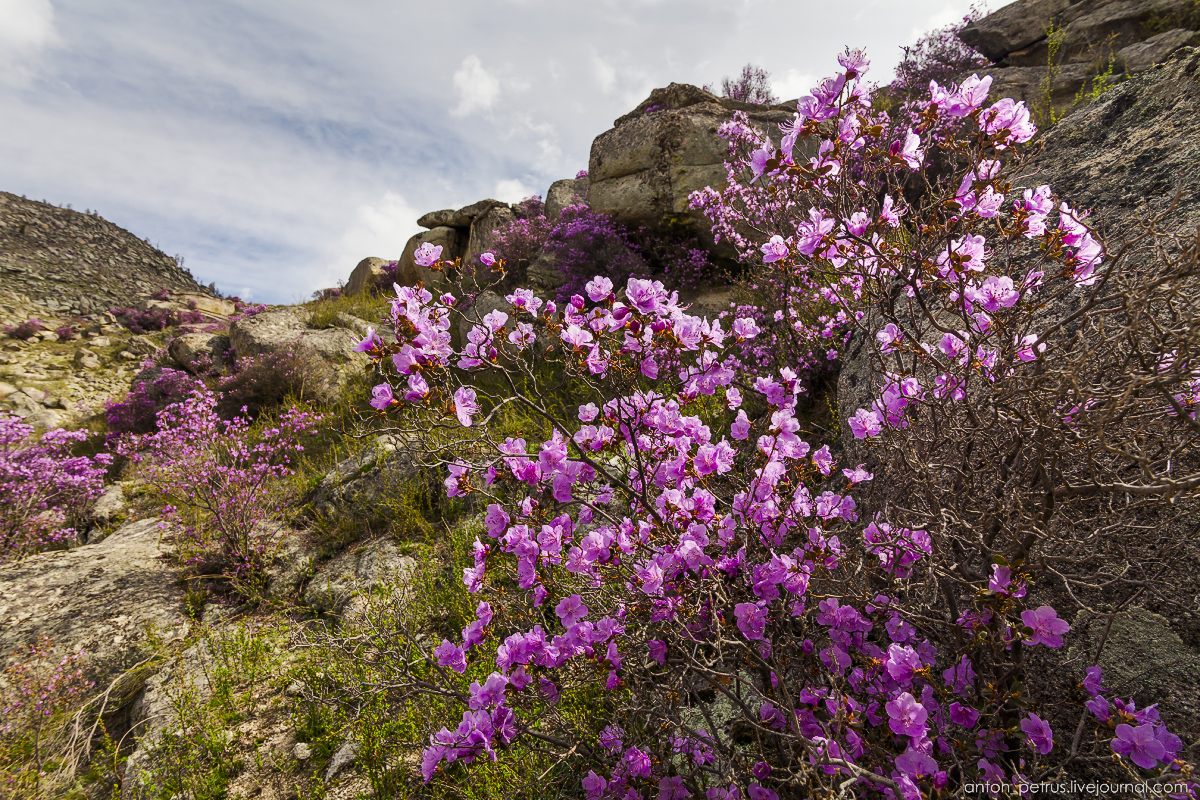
[[324, 739, 361, 782], [1066, 607, 1200, 733], [305, 434, 414, 520], [228, 306, 364, 403], [396, 226, 464, 291], [88, 483, 128, 530], [545, 177, 589, 220], [959, 0, 1071, 62], [0, 518, 188, 689], [1051, 0, 1199, 65], [975, 63, 1094, 118], [1118, 27, 1200, 72], [303, 538, 417, 618], [417, 198, 504, 230], [526, 251, 567, 293], [74, 347, 101, 370], [464, 204, 517, 263], [168, 331, 231, 374], [344, 256, 391, 297], [589, 83, 801, 250]]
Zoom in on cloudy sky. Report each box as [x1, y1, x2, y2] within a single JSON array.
[[0, 0, 984, 303]]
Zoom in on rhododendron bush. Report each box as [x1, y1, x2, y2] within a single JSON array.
[[349, 50, 1198, 798]]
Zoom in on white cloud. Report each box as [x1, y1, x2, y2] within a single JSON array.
[[494, 178, 535, 203], [0, 0, 57, 83], [772, 69, 815, 103], [0, 0, 56, 50], [452, 54, 501, 116], [592, 53, 617, 94], [330, 190, 421, 283]]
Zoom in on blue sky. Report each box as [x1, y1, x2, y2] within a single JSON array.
[[0, 0, 984, 303]]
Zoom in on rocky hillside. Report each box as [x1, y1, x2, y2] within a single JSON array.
[[0, 192, 211, 317]]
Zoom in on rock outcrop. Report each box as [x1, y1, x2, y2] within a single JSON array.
[[0, 192, 212, 316], [588, 84, 798, 250], [959, 0, 1200, 120], [0, 518, 188, 688], [227, 307, 364, 403], [343, 256, 392, 297]]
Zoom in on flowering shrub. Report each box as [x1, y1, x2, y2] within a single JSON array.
[[0, 414, 112, 562], [2, 319, 44, 340], [110, 306, 175, 334], [54, 325, 74, 339], [887, 4, 989, 105], [704, 64, 778, 105], [105, 367, 203, 442], [0, 638, 92, 795], [214, 349, 324, 420], [491, 203, 715, 300], [116, 386, 322, 591], [348, 48, 1200, 798]]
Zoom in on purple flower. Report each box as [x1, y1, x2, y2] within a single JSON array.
[[848, 408, 882, 439], [370, 383, 394, 411], [761, 235, 789, 263], [555, 594, 588, 627], [354, 326, 381, 352], [886, 692, 928, 739], [734, 602, 767, 641], [658, 776, 691, 800], [884, 643, 922, 684], [895, 748, 936, 778], [583, 772, 607, 799], [480, 252, 496, 267], [454, 386, 480, 427], [434, 639, 467, 674], [1021, 605, 1069, 648], [648, 640, 667, 666], [747, 785, 777, 800], [949, 702, 979, 728], [468, 671, 509, 709], [1021, 713, 1054, 755], [1086, 695, 1111, 721], [414, 242, 443, 267], [812, 445, 835, 475], [1083, 665, 1103, 696], [1111, 723, 1167, 769]]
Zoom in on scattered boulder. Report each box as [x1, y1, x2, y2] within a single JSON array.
[[227, 306, 364, 403], [175, 293, 236, 318], [168, 331, 231, 374], [344, 256, 391, 297], [1118, 27, 1200, 73], [88, 483, 129, 531], [305, 434, 414, 520], [396, 226, 465, 290], [74, 347, 101, 370], [324, 739, 361, 782], [464, 204, 517, 262], [958, 0, 1071, 62], [303, 538, 417, 618], [0, 517, 188, 689], [545, 177, 589, 220]]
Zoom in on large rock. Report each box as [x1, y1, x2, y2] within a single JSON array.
[[303, 538, 417, 618], [417, 199, 505, 230], [1118, 27, 1200, 72], [1051, 0, 1199, 64], [464, 204, 517, 263], [0, 517, 188, 689], [545, 177, 589, 220], [344, 256, 391, 297], [588, 83, 799, 250], [975, 62, 1094, 118], [958, 0, 1071, 62], [304, 434, 415, 520], [167, 331, 231, 374], [396, 226, 465, 290], [228, 307, 364, 403]]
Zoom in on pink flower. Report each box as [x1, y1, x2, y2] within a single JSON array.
[[454, 386, 480, 427], [1021, 713, 1054, 755], [414, 242, 443, 267], [434, 639, 467, 673], [555, 594, 588, 627], [761, 235, 789, 263], [354, 326, 381, 352], [886, 692, 928, 739], [848, 408, 882, 439], [1111, 723, 1167, 769], [1021, 605, 1069, 648], [370, 383, 394, 410], [812, 445, 835, 475], [734, 602, 767, 640], [479, 252, 496, 267]]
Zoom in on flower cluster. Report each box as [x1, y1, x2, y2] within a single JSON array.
[[354, 49, 1195, 799], [116, 387, 321, 590], [0, 414, 112, 562]]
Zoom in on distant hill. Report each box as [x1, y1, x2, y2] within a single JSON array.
[[0, 191, 210, 316]]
